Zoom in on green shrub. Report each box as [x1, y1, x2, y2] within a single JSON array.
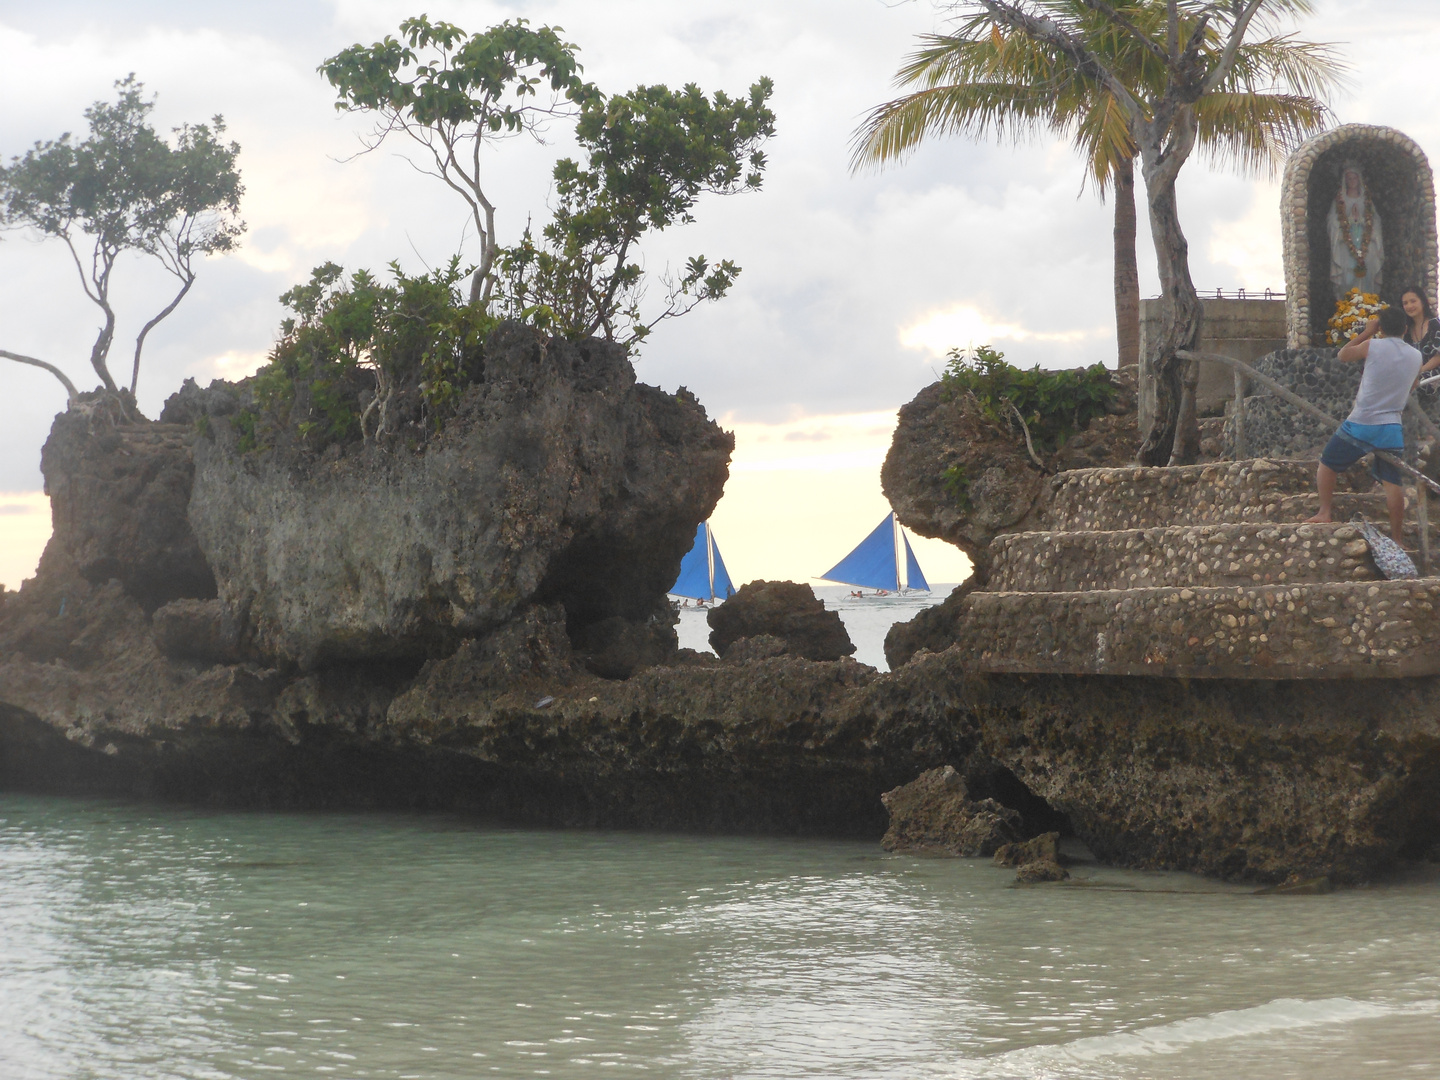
[[941, 344, 1116, 455], [941, 463, 971, 510], [236, 259, 496, 453]]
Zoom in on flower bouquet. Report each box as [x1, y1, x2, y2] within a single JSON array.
[[1327, 288, 1387, 345]]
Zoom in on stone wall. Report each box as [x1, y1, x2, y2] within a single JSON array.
[[1137, 298, 1285, 431], [1220, 348, 1440, 460], [956, 579, 1440, 679], [990, 522, 1379, 593], [1281, 124, 1438, 347]]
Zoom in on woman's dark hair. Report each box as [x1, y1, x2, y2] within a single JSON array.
[[1399, 285, 1436, 320], [1379, 305, 1408, 337]]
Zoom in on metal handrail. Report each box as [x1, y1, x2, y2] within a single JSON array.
[[1178, 348, 1440, 571]]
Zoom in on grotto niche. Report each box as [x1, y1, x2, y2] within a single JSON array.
[[1281, 123, 1437, 348]]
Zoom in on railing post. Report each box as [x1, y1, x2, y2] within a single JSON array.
[[1419, 480, 1431, 575], [1232, 368, 1247, 460]]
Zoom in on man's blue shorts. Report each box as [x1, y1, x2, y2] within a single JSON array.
[[1320, 421, 1405, 485]]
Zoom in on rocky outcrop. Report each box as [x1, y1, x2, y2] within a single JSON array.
[[881, 368, 1138, 580], [187, 324, 732, 668], [880, 765, 1022, 856], [706, 580, 854, 661], [11, 348, 1440, 887], [0, 558, 979, 832], [994, 831, 1069, 882], [881, 367, 1138, 668], [966, 671, 1440, 884], [41, 394, 215, 608]]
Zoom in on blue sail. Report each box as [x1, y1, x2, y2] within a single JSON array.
[[710, 530, 735, 599], [902, 531, 931, 592], [670, 522, 735, 601], [820, 513, 900, 591], [671, 523, 712, 600]]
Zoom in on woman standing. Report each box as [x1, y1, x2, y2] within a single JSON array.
[[1401, 285, 1440, 377]]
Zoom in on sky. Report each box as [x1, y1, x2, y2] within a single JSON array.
[[1, 0, 1437, 590]]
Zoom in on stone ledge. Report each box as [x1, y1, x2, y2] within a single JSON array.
[[956, 580, 1440, 678], [1048, 458, 1404, 532], [991, 522, 1380, 593]]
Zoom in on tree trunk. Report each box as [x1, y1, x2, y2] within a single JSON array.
[[1113, 156, 1140, 370], [1137, 165, 1202, 466], [88, 305, 119, 394]]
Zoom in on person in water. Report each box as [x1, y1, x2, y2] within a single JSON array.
[[1401, 285, 1440, 378], [1305, 304, 1421, 540]]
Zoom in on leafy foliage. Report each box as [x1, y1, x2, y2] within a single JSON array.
[[321, 17, 595, 305], [942, 345, 1117, 455], [234, 261, 494, 453], [325, 15, 774, 350], [0, 76, 244, 395], [941, 463, 972, 510], [496, 78, 775, 347], [852, 1, 1339, 191]]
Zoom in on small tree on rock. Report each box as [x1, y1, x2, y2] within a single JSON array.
[[0, 76, 245, 402], [321, 16, 595, 307], [496, 78, 776, 348], [852, 1, 1337, 377], [930, 0, 1332, 465]]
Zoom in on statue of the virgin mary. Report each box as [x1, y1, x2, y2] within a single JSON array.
[[1327, 161, 1384, 297]]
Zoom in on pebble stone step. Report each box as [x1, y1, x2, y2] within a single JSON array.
[[1046, 458, 1417, 532], [956, 579, 1440, 678], [989, 521, 1381, 593]]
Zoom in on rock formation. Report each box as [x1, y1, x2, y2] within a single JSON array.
[[994, 832, 1069, 883], [706, 580, 854, 661], [8, 329, 1440, 888], [0, 328, 964, 838], [880, 366, 1140, 668], [186, 324, 732, 670], [879, 765, 1022, 856]]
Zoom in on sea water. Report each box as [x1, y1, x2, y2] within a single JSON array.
[[676, 584, 958, 670], [2, 794, 1438, 1079]]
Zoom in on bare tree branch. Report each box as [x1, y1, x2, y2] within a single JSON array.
[[1, 349, 80, 402], [130, 271, 194, 394]]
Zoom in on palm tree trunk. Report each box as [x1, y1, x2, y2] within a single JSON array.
[[1137, 165, 1203, 467], [1113, 156, 1140, 370]]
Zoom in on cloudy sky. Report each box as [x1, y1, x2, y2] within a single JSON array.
[[1, 0, 1436, 588]]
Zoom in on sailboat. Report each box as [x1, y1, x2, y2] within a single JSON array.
[[818, 512, 930, 595], [670, 521, 736, 604]]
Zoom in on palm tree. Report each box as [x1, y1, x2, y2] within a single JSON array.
[[852, 0, 1340, 376]]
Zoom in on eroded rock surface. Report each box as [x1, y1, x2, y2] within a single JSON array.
[[966, 671, 1440, 884], [706, 580, 854, 661], [880, 765, 1022, 856], [881, 368, 1137, 668], [188, 323, 732, 668], [42, 395, 215, 608]]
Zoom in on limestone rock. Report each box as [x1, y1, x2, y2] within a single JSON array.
[[40, 399, 215, 608], [880, 368, 1137, 668], [707, 581, 853, 661], [159, 378, 240, 425], [721, 634, 790, 663], [994, 830, 1060, 867], [151, 598, 242, 664], [995, 831, 1069, 882], [187, 323, 732, 668], [572, 607, 678, 679], [880, 765, 1022, 856], [1015, 860, 1070, 883]]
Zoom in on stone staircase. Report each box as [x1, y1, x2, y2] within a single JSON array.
[[953, 458, 1440, 678]]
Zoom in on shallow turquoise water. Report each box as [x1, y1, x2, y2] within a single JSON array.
[[1, 793, 1438, 1079]]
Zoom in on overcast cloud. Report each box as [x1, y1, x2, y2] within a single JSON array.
[[0, 1, 1434, 510]]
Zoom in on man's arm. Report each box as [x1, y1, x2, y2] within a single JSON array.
[[1338, 317, 1380, 363]]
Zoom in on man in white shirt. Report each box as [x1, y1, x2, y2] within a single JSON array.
[[1305, 304, 1422, 540]]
